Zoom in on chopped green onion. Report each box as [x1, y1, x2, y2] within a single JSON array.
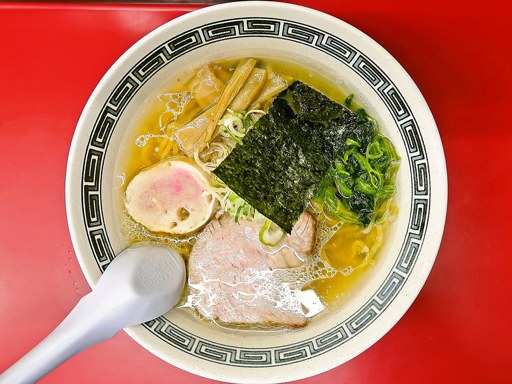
[[259, 219, 285, 246], [345, 93, 354, 107], [345, 138, 360, 148]]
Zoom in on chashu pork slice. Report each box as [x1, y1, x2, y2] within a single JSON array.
[[188, 212, 316, 327]]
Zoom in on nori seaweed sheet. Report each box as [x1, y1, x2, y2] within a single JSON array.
[[213, 81, 371, 233]]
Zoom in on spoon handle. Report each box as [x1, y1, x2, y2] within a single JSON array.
[[0, 292, 120, 384]]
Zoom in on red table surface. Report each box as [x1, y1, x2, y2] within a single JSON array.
[[0, 1, 511, 383]]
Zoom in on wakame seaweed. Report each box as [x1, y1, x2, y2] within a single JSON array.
[[313, 96, 400, 226], [214, 81, 381, 233]]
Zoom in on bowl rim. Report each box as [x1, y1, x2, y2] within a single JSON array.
[[65, 1, 448, 382]]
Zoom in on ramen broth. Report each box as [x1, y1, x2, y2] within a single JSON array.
[[116, 57, 398, 325]]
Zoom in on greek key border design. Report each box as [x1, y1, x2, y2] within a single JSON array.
[[80, 17, 430, 365]]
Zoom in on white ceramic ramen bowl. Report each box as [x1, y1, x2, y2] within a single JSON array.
[[66, 2, 447, 383]]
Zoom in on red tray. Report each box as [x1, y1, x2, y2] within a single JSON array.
[[0, 1, 510, 383]]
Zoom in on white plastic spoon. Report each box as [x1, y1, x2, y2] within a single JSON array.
[[0, 243, 186, 384]]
